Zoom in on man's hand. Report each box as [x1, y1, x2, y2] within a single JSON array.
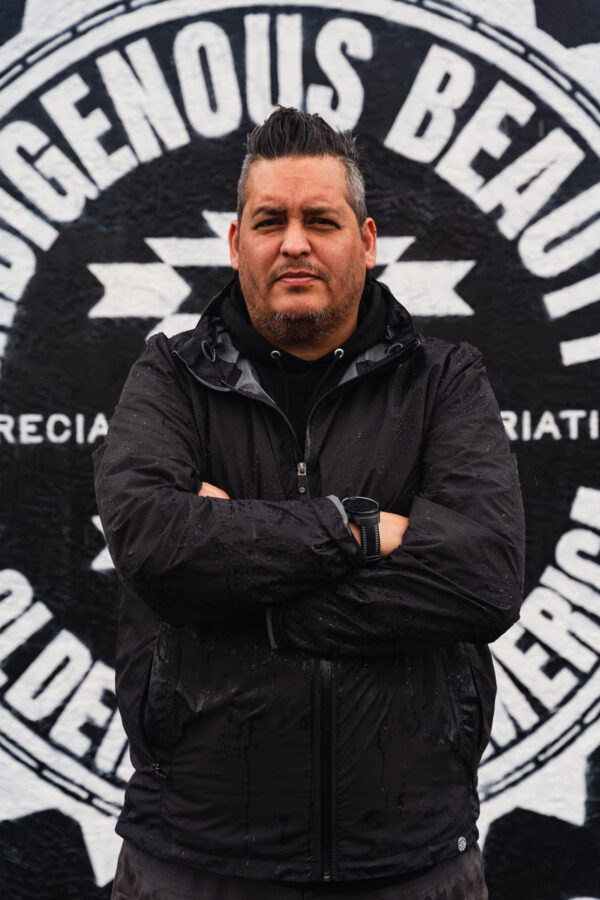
[[349, 512, 409, 558], [198, 481, 231, 499]]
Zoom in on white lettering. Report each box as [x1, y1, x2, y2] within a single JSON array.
[[174, 22, 242, 138], [541, 565, 599, 617], [5, 630, 92, 721], [306, 18, 373, 130], [97, 38, 190, 164], [0, 121, 98, 222], [50, 660, 115, 757], [558, 409, 587, 440], [0, 228, 36, 301], [556, 528, 600, 590], [436, 81, 535, 198], [493, 622, 578, 709], [19, 413, 43, 444], [0, 298, 16, 329], [75, 413, 85, 445], [520, 587, 599, 673], [519, 181, 600, 278], [501, 410, 518, 441], [0, 602, 53, 688], [46, 413, 72, 443], [86, 412, 108, 443], [244, 14, 303, 124], [0, 569, 33, 630], [0, 414, 14, 443], [473, 128, 584, 240], [40, 74, 137, 190], [570, 486, 600, 531], [384, 45, 474, 162], [544, 271, 600, 319], [0, 185, 57, 250], [532, 410, 561, 440]]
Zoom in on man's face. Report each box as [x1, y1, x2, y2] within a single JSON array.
[[229, 155, 377, 355]]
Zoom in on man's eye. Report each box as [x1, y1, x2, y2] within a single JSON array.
[[256, 218, 280, 228], [310, 218, 338, 227]]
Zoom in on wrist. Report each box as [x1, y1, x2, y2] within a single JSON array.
[[342, 496, 382, 566]]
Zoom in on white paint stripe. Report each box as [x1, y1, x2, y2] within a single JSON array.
[[25, 32, 72, 65], [0, 1, 599, 156], [560, 332, 600, 366], [0, 65, 22, 89], [570, 486, 600, 531], [77, 5, 127, 33], [0, 705, 124, 806], [574, 91, 600, 125], [544, 272, 600, 319], [476, 22, 525, 55], [527, 52, 573, 92], [44, 769, 90, 799], [422, 1, 472, 25], [480, 667, 600, 793]]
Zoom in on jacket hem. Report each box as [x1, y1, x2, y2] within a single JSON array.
[[115, 819, 479, 883]]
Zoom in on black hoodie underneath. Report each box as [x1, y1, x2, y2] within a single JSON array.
[[220, 275, 388, 450]]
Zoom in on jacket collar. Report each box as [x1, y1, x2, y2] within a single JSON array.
[[174, 275, 420, 394]]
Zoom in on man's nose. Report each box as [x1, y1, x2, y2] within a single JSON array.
[[280, 221, 311, 256]]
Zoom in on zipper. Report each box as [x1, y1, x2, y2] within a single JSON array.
[[175, 338, 419, 881], [297, 461, 308, 495], [320, 658, 333, 881]]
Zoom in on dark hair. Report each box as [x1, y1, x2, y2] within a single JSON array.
[[236, 107, 367, 223]]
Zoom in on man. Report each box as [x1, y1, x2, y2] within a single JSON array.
[[95, 107, 525, 899]]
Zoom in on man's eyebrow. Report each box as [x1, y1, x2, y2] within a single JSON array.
[[250, 205, 343, 220], [251, 205, 285, 220], [305, 206, 343, 218]]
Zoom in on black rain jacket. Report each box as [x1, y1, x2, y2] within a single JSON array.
[[94, 277, 525, 883]]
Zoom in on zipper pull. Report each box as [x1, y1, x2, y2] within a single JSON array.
[[151, 762, 168, 779], [297, 462, 308, 495]]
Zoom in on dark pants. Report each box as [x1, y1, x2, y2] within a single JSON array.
[[111, 840, 488, 899]]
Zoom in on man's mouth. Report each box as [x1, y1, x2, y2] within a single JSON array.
[[276, 271, 320, 285]]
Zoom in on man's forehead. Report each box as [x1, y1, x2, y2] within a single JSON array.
[[244, 155, 349, 208]]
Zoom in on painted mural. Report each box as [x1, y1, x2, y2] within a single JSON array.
[[0, 1, 598, 897]]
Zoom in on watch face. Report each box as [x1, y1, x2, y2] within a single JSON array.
[[344, 497, 380, 516]]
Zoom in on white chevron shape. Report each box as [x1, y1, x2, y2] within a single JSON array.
[[91, 516, 114, 572], [377, 236, 475, 316], [88, 262, 190, 319], [380, 258, 476, 316]]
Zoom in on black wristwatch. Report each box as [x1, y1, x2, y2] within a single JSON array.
[[342, 496, 382, 566]]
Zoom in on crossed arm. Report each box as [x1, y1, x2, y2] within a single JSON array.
[[94, 333, 525, 655], [198, 480, 410, 557]]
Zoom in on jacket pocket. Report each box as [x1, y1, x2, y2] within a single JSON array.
[[446, 643, 484, 769], [142, 621, 194, 752]]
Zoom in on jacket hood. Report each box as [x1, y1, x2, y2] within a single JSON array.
[[174, 274, 420, 395]]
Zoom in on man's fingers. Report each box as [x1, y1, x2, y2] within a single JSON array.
[[198, 481, 231, 499]]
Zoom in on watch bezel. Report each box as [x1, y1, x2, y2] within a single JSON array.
[[342, 496, 380, 517]]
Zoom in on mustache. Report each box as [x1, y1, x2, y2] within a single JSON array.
[[268, 263, 326, 284]]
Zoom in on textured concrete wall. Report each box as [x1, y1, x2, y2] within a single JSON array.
[[0, 2, 598, 897]]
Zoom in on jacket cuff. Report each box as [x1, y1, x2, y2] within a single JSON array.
[[326, 494, 351, 532]]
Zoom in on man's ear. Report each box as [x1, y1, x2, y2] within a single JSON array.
[[363, 217, 377, 270], [229, 220, 240, 270]]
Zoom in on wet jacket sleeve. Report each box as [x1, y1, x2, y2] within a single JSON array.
[[270, 344, 526, 655], [93, 334, 362, 626]]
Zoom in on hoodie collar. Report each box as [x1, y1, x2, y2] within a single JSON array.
[[174, 274, 419, 392]]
